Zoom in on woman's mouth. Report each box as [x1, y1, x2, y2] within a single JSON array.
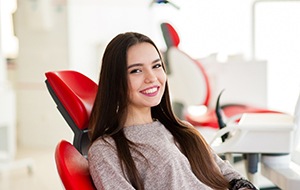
[[140, 86, 159, 96]]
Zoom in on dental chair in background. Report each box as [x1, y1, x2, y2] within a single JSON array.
[[45, 70, 97, 190], [160, 22, 281, 131]]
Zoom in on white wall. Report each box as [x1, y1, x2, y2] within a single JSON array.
[[255, 1, 300, 114], [67, 0, 156, 81], [14, 0, 72, 148], [152, 0, 254, 59]]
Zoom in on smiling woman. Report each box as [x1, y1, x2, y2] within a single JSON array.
[[126, 42, 166, 125], [87, 32, 257, 190]]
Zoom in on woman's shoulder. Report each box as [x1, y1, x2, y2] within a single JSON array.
[[91, 135, 115, 147], [88, 136, 117, 156]]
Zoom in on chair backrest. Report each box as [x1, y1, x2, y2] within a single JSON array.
[[45, 70, 98, 156], [160, 22, 180, 48], [160, 22, 211, 107], [55, 140, 96, 190]]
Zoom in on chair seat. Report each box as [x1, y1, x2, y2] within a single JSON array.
[[55, 140, 96, 190]]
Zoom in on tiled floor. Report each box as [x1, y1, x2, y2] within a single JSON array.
[[0, 147, 63, 190]]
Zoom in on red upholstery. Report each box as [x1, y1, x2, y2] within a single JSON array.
[[186, 105, 281, 129], [45, 70, 97, 130], [55, 140, 96, 190]]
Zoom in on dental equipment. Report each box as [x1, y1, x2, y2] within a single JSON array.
[[211, 91, 300, 190]]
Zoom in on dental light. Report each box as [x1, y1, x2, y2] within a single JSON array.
[[149, 0, 180, 10]]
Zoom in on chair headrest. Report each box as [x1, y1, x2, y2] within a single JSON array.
[[161, 22, 180, 48], [45, 70, 98, 130]]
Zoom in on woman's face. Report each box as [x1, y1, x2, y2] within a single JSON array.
[[126, 42, 166, 112]]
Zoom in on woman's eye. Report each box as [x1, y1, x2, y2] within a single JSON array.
[[153, 63, 162, 69], [130, 69, 142, 74]]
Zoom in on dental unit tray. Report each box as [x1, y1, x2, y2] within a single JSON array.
[[210, 113, 295, 154]]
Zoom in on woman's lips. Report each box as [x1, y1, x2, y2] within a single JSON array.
[[140, 86, 159, 97]]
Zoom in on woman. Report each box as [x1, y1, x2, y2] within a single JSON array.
[[88, 32, 256, 190]]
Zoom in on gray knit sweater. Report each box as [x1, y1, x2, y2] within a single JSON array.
[[88, 121, 243, 190]]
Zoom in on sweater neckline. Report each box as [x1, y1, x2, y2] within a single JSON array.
[[124, 120, 160, 130]]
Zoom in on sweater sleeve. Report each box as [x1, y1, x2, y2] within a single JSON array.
[[213, 152, 243, 180], [213, 153, 257, 190], [88, 138, 135, 190]]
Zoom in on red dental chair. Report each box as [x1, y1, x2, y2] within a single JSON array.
[[160, 22, 281, 130], [45, 70, 97, 190]]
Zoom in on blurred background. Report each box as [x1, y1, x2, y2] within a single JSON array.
[[0, 0, 300, 189]]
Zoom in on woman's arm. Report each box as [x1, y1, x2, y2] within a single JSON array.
[[88, 138, 135, 190], [213, 153, 257, 190]]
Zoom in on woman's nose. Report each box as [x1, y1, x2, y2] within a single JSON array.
[[144, 70, 157, 83]]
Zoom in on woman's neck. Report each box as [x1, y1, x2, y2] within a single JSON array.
[[124, 107, 153, 127]]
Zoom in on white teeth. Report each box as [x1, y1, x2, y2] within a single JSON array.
[[144, 87, 157, 94]]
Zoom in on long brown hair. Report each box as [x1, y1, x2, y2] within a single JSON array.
[[89, 32, 229, 189]]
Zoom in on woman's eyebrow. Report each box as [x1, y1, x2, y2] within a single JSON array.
[[127, 63, 143, 69], [127, 58, 161, 69], [152, 58, 161, 64]]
